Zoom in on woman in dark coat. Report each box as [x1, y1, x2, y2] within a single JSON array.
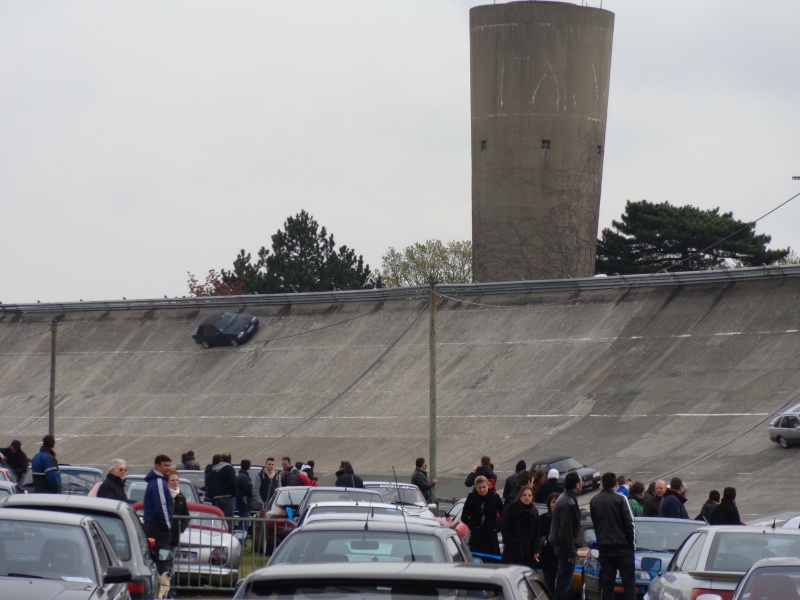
[[709, 487, 742, 525], [461, 475, 503, 559], [334, 461, 364, 488], [167, 469, 190, 571], [537, 491, 560, 595], [500, 485, 541, 567]]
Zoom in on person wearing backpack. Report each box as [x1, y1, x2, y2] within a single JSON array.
[[279, 457, 303, 487]]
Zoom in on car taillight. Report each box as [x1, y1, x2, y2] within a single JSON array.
[[128, 580, 145, 594], [210, 546, 229, 565], [691, 589, 733, 600]]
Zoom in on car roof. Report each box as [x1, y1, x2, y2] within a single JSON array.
[[247, 561, 534, 584], [748, 556, 800, 569], [198, 312, 225, 326], [295, 518, 449, 535], [362, 481, 419, 489], [697, 525, 800, 535], [59, 465, 104, 474], [634, 517, 699, 524], [0, 493, 132, 513], [125, 474, 193, 484], [307, 501, 401, 510], [531, 456, 571, 463], [0, 506, 96, 526]]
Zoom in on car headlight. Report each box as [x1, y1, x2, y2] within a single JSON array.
[[210, 546, 229, 565], [593, 472, 600, 479], [635, 570, 651, 581], [237, 331, 245, 338]]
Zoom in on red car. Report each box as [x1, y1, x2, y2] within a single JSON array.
[[436, 498, 468, 538], [252, 486, 311, 554]]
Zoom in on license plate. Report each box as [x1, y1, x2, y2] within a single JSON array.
[[179, 551, 198, 561]]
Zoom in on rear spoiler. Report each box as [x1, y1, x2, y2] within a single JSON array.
[[687, 571, 745, 582]]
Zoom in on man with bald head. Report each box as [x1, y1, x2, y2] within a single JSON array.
[[642, 480, 666, 517]]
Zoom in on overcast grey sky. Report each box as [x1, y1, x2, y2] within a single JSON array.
[[2, 1, 799, 304]]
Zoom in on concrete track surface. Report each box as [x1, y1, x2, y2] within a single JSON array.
[[2, 266, 800, 520]]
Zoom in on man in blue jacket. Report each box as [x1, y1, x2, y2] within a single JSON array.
[[31, 434, 61, 494], [144, 454, 173, 574]]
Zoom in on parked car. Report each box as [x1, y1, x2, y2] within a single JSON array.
[[435, 497, 468, 538], [267, 518, 474, 565], [176, 469, 206, 497], [234, 562, 551, 599], [0, 494, 159, 600], [124, 474, 199, 504], [253, 486, 311, 554], [0, 480, 24, 497], [645, 525, 800, 600], [294, 486, 384, 524], [700, 556, 800, 600], [133, 500, 243, 588], [0, 507, 131, 599], [192, 311, 259, 348], [363, 481, 437, 519], [582, 517, 700, 599], [300, 501, 442, 528], [530, 456, 601, 491], [59, 465, 105, 495], [768, 405, 800, 448]]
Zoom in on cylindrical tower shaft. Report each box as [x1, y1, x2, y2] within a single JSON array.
[[470, 1, 614, 282]]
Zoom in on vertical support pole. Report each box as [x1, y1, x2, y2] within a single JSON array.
[[49, 319, 57, 437], [428, 279, 437, 483]]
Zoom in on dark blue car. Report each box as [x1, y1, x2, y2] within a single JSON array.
[[582, 516, 700, 599], [192, 312, 259, 348]]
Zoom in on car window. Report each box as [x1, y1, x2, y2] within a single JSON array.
[[270, 530, 447, 564], [445, 535, 465, 562], [90, 521, 113, 574], [708, 532, 800, 572], [552, 458, 582, 472], [450, 500, 464, 520], [672, 531, 705, 571]]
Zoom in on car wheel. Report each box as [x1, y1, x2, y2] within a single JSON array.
[[201, 341, 210, 349], [230, 338, 238, 347], [779, 436, 789, 448]]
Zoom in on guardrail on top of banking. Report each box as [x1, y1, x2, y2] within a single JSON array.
[[3, 264, 800, 315]]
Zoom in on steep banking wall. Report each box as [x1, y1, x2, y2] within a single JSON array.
[[2, 270, 800, 515]]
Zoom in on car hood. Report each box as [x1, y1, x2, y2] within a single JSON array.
[[0, 577, 100, 599]]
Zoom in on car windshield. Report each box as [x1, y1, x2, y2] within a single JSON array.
[[0, 519, 96, 583], [214, 313, 238, 331], [244, 580, 504, 599], [738, 565, 800, 599], [125, 479, 197, 503], [367, 486, 426, 506], [551, 458, 583, 472], [270, 530, 447, 564], [275, 488, 310, 508], [635, 521, 699, 552], [707, 532, 800, 572]]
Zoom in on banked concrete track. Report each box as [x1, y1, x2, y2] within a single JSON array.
[[2, 266, 800, 518]]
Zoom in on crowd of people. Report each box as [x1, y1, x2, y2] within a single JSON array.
[[3, 437, 748, 599], [455, 456, 744, 600]]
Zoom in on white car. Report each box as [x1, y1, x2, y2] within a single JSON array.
[[362, 481, 437, 519], [300, 501, 443, 528], [645, 525, 800, 600]]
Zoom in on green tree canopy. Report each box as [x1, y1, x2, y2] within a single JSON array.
[[596, 200, 790, 275], [379, 240, 472, 287], [187, 210, 380, 296]]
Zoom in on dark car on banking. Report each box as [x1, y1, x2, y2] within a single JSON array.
[[0, 494, 159, 599], [530, 456, 601, 491], [234, 562, 551, 599], [0, 507, 131, 600], [192, 312, 259, 348]]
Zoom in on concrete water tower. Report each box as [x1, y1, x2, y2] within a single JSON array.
[[470, 1, 614, 282]]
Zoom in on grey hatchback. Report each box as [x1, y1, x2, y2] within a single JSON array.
[[0, 494, 159, 599]]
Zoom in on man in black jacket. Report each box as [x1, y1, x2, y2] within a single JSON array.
[[411, 457, 438, 503], [211, 453, 237, 531], [96, 459, 128, 501], [502, 459, 527, 505], [465, 456, 497, 489], [0, 440, 28, 482], [589, 472, 636, 600], [550, 472, 582, 600], [236, 459, 254, 533]]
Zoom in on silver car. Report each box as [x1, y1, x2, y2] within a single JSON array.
[[645, 525, 800, 600], [363, 481, 437, 519], [768, 406, 800, 448], [698, 556, 800, 600]]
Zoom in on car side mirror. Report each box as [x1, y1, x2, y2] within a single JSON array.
[[641, 557, 662, 572], [436, 509, 447, 518], [428, 503, 437, 511], [104, 566, 132, 584]]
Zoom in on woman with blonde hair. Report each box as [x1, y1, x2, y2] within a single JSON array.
[[461, 475, 503, 559]]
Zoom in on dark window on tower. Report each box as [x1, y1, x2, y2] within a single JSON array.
[[597, 145, 603, 155], [541, 140, 551, 150], [481, 140, 488, 150]]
